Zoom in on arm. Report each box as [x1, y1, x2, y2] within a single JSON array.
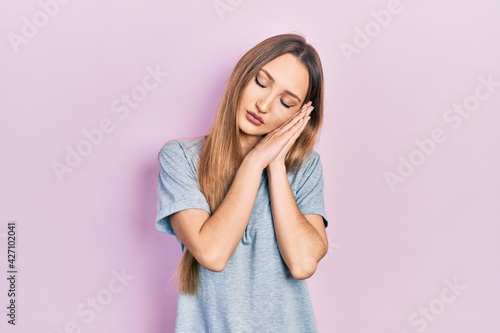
[[170, 154, 263, 272], [169, 109, 309, 272], [267, 162, 328, 280], [266, 102, 328, 279]]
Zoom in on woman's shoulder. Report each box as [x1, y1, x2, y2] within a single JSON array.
[[288, 149, 322, 179], [299, 149, 322, 169], [160, 135, 206, 155], [305, 149, 321, 161]]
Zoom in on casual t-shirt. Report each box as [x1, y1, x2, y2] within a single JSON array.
[[155, 136, 328, 333]]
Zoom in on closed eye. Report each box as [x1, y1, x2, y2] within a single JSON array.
[[256, 76, 292, 109], [280, 100, 291, 109], [255, 76, 265, 88]]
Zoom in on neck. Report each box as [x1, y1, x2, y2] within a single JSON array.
[[239, 133, 262, 158]]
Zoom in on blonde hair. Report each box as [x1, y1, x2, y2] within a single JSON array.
[[176, 33, 325, 294]]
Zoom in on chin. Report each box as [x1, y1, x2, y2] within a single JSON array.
[[239, 127, 260, 137], [239, 123, 266, 137]]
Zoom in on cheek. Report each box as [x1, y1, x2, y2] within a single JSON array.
[[270, 112, 293, 129], [241, 81, 259, 99], [238, 86, 253, 110]]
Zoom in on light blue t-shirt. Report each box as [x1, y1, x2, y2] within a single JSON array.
[[155, 136, 328, 333]]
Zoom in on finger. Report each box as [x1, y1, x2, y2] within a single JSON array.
[[277, 116, 310, 155], [282, 115, 309, 141], [289, 101, 312, 117], [266, 116, 304, 148], [276, 104, 309, 134], [307, 105, 315, 116], [289, 116, 310, 140], [267, 101, 311, 138]]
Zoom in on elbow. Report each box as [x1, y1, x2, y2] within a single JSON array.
[[289, 242, 328, 280], [202, 259, 227, 273], [196, 247, 229, 273], [290, 258, 318, 280]]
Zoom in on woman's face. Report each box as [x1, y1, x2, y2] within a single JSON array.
[[237, 53, 310, 141]]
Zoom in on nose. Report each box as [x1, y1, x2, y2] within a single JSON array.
[[256, 95, 272, 114]]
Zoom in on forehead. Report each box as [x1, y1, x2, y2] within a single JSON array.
[[260, 53, 309, 101]]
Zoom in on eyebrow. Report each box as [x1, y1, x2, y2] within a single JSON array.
[[260, 69, 302, 104]]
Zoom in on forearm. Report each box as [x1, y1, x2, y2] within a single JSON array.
[[267, 163, 327, 279], [197, 153, 263, 269]]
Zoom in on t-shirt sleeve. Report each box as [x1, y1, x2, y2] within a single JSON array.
[[155, 140, 211, 236], [293, 152, 329, 228]]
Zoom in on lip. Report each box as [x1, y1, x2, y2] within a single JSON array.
[[246, 111, 264, 125]]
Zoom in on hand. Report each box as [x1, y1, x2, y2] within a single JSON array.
[[247, 101, 314, 170], [269, 101, 314, 167]]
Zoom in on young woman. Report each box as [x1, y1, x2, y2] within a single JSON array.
[[156, 33, 329, 332]]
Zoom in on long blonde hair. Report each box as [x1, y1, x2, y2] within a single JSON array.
[[176, 33, 325, 294]]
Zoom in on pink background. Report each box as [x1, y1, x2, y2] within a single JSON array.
[[1, 0, 500, 332]]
